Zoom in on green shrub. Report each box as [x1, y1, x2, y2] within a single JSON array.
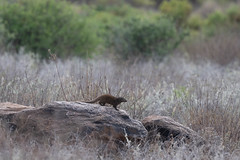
[[85, 11, 120, 48], [94, 0, 124, 12], [187, 14, 204, 30], [206, 10, 227, 26], [204, 10, 228, 36], [97, 4, 141, 18], [0, 0, 99, 58], [0, 19, 8, 50], [130, 0, 155, 7], [108, 17, 185, 60], [159, 0, 192, 26], [0, 18, 14, 51], [226, 5, 240, 24], [85, 4, 156, 50]]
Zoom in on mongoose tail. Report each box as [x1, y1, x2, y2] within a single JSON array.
[[85, 97, 100, 103]]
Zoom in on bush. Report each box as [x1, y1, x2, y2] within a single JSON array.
[[108, 17, 185, 60], [203, 10, 228, 36], [82, 4, 156, 54], [95, 3, 142, 18], [0, 0, 99, 58], [159, 0, 192, 26], [206, 10, 227, 26], [84, 11, 120, 49], [187, 14, 204, 30], [226, 5, 240, 24], [130, 0, 155, 7], [0, 18, 13, 51]]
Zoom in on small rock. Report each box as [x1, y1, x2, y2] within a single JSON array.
[[142, 115, 205, 146]]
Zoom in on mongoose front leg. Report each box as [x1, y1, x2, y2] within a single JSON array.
[[113, 105, 119, 111]]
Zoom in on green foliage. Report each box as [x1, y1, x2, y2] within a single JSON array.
[[0, 18, 13, 50], [131, 0, 155, 7], [188, 5, 240, 37], [94, 3, 142, 18], [160, 0, 192, 26], [95, 0, 122, 6], [204, 10, 228, 36], [84, 11, 120, 49], [94, 0, 124, 12], [206, 10, 227, 26], [89, 0, 154, 8], [226, 5, 240, 24], [0, 0, 99, 58], [84, 4, 160, 50], [108, 17, 185, 60], [187, 14, 204, 30]]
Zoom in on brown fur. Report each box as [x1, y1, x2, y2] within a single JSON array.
[[85, 94, 127, 111]]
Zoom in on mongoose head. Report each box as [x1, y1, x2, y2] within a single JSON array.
[[117, 97, 127, 103]]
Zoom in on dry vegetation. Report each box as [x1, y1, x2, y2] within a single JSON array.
[[1, 49, 240, 159], [183, 30, 240, 65]]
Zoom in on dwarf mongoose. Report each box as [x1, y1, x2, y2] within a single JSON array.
[[85, 94, 127, 111]]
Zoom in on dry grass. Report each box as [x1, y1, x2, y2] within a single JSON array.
[[183, 31, 240, 65], [1, 51, 240, 159]]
